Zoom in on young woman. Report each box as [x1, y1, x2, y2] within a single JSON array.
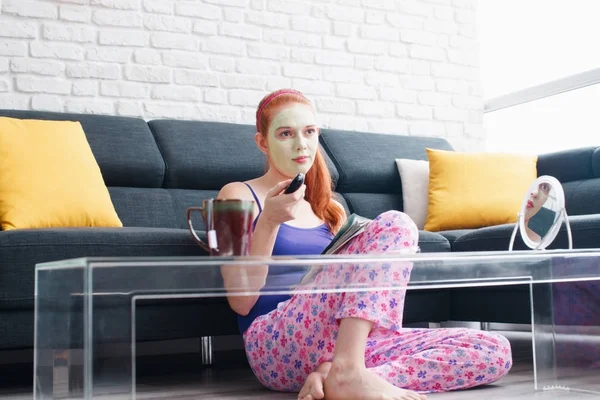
[[217, 89, 512, 400]]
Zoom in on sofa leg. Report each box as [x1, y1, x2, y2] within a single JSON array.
[[51, 349, 82, 399], [480, 322, 491, 331], [200, 336, 214, 365], [52, 349, 69, 399]]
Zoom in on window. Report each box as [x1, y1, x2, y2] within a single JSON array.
[[477, 1, 600, 153], [484, 84, 600, 155]]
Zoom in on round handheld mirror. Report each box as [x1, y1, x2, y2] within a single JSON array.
[[509, 175, 573, 250]]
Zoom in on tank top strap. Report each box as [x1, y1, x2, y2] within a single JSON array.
[[242, 182, 263, 213]]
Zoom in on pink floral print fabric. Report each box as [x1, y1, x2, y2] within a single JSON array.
[[243, 211, 512, 393]]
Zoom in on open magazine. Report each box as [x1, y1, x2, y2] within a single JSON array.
[[299, 214, 371, 285], [321, 213, 371, 255]]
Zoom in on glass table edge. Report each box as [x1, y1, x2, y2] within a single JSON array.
[[34, 248, 600, 270]]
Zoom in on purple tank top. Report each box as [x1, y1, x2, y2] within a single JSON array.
[[236, 183, 334, 333]]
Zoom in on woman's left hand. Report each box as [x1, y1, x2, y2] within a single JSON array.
[[297, 361, 331, 400], [298, 371, 326, 400]]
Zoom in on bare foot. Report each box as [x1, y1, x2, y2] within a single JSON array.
[[298, 362, 331, 400], [324, 361, 427, 400]]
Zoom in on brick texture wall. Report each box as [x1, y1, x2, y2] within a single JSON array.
[[0, 0, 484, 150]]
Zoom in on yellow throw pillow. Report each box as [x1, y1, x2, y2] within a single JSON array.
[[424, 148, 537, 232], [0, 117, 122, 230]]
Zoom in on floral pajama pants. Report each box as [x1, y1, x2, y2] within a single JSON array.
[[243, 211, 513, 393]]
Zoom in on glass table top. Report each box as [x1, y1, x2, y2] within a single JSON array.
[[35, 249, 600, 295]]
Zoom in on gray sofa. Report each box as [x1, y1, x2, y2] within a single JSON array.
[[1, 109, 600, 352]]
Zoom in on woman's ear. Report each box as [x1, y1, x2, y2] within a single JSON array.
[[255, 132, 268, 155]]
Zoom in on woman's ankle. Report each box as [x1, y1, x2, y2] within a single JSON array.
[[330, 357, 364, 373], [334, 318, 372, 355]]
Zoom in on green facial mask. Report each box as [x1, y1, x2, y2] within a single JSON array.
[[267, 105, 319, 177]]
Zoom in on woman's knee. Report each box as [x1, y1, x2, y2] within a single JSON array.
[[373, 210, 419, 247], [495, 332, 513, 366], [481, 332, 513, 380], [339, 210, 419, 256]]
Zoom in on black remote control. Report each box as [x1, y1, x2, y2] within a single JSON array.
[[284, 173, 305, 194]]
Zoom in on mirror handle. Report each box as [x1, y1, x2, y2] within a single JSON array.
[[508, 213, 520, 252], [563, 209, 573, 250]]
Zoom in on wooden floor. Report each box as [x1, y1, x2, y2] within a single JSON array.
[[131, 363, 599, 400], [1, 332, 599, 399]]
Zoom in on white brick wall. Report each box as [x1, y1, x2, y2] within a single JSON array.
[[0, 0, 483, 150]]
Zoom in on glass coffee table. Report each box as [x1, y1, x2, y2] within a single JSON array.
[[34, 250, 600, 399]]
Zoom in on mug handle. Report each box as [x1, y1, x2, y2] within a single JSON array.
[[186, 207, 211, 253]]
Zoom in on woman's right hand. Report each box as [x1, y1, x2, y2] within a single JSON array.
[[261, 179, 306, 225]]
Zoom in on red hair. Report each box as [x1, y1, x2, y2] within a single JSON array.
[[256, 89, 345, 234]]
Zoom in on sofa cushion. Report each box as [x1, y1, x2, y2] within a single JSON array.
[[0, 118, 122, 230], [170, 188, 218, 230], [149, 120, 340, 190], [424, 148, 538, 232], [0, 110, 164, 188], [438, 229, 474, 250], [449, 257, 555, 325], [453, 214, 600, 252], [108, 187, 180, 229], [0, 227, 207, 309], [536, 147, 600, 216], [320, 128, 453, 194], [395, 158, 429, 230], [449, 285, 534, 324], [537, 146, 596, 183], [342, 193, 403, 219], [563, 178, 600, 216], [108, 187, 225, 230], [417, 231, 451, 253], [149, 120, 264, 190]]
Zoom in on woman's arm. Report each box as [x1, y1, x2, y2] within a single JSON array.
[[217, 182, 272, 316], [218, 180, 300, 316]]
